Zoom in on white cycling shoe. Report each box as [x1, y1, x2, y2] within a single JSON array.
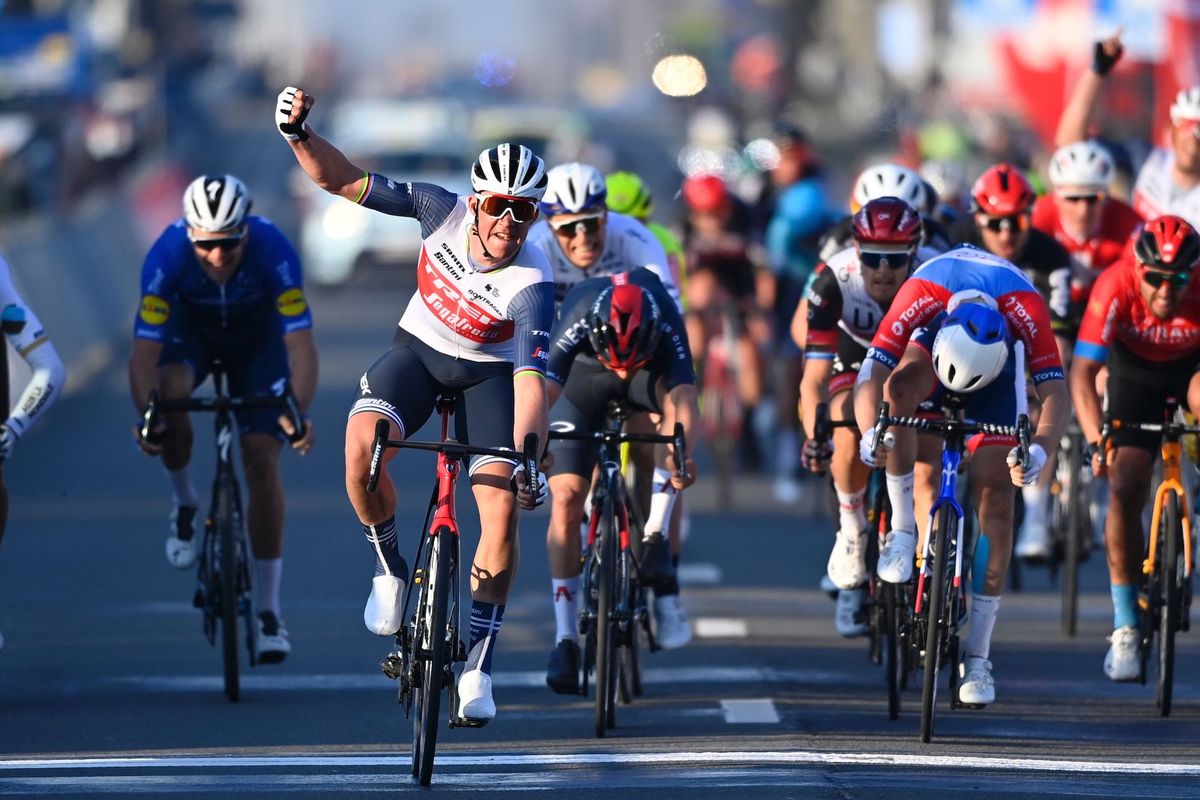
[[835, 587, 867, 637], [457, 668, 495, 723], [958, 656, 995, 707], [1015, 517, 1050, 561], [826, 530, 867, 589], [876, 530, 916, 584], [654, 595, 692, 649], [1104, 626, 1141, 682], [364, 575, 405, 636], [165, 506, 198, 569]]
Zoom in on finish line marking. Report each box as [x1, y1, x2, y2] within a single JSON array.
[[694, 618, 748, 638], [720, 699, 780, 723], [3, 751, 1200, 777]]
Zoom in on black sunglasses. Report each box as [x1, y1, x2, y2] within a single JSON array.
[[980, 214, 1028, 233], [1060, 194, 1103, 206], [859, 250, 913, 270], [1142, 269, 1192, 289], [551, 216, 604, 236], [191, 229, 247, 251]]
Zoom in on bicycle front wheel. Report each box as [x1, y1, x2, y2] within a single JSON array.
[[920, 505, 954, 743], [216, 477, 240, 703], [1157, 493, 1181, 717], [594, 499, 618, 737], [415, 529, 452, 786]]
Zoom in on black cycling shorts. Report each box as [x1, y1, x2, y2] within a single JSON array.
[[548, 358, 663, 479], [1107, 343, 1200, 452], [350, 329, 517, 474]]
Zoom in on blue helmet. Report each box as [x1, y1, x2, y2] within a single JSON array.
[[541, 163, 607, 216], [931, 302, 1009, 393]]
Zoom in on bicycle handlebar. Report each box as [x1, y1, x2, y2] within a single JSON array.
[[365, 418, 541, 495], [872, 401, 1032, 468], [548, 423, 689, 480], [813, 401, 857, 446], [141, 388, 307, 446]]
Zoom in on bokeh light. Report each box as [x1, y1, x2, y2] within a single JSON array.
[[651, 54, 707, 97], [474, 50, 517, 87]]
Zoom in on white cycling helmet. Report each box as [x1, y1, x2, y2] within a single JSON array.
[[471, 143, 548, 200], [183, 174, 250, 232], [931, 302, 1009, 393], [1048, 141, 1115, 192], [851, 163, 929, 214], [920, 159, 968, 204], [1169, 86, 1200, 126], [541, 162, 607, 216]]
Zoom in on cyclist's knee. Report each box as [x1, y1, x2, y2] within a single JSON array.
[[1108, 451, 1150, 501], [884, 362, 932, 414]]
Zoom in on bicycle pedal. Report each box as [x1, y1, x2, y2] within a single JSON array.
[[959, 701, 988, 710], [380, 651, 404, 680], [454, 716, 489, 729]]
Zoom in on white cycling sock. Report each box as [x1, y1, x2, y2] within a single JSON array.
[[254, 557, 283, 617], [552, 577, 580, 644], [964, 594, 1001, 660], [886, 472, 916, 533], [166, 466, 200, 509], [645, 467, 678, 538], [1022, 485, 1049, 528], [835, 488, 868, 538]]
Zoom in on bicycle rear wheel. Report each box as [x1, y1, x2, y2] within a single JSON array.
[[920, 505, 954, 743], [1157, 494, 1180, 717], [217, 477, 240, 703], [1062, 442, 1085, 637], [415, 529, 452, 786], [594, 500, 618, 737]]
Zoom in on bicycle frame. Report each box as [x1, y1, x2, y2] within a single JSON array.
[[1145, 438, 1194, 584]]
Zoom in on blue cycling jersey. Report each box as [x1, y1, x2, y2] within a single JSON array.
[[134, 216, 313, 344]]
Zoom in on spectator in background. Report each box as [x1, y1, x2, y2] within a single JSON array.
[[763, 125, 833, 503]]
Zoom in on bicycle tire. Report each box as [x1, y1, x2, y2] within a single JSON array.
[[594, 498, 617, 737], [217, 476, 240, 703], [416, 529, 452, 786], [920, 504, 954, 743], [884, 582, 901, 720], [1157, 493, 1180, 717], [1062, 441, 1084, 637]]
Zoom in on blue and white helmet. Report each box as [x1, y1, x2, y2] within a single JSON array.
[[541, 162, 607, 216], [931, 302, 1009, 393]]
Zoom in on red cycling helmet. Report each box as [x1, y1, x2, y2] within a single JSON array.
[[1134, 215, 1200, 273], [970, 163, 1035, 216], [681, 173, 729, 214], [852, 197, 923, 248], [588, 280, 662, 371]]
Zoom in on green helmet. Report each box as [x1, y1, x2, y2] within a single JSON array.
[[605, 171, 653, 220]]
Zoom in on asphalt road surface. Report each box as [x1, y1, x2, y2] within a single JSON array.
[[1, 271, 1197, 799]]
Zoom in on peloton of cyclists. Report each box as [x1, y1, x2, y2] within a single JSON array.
[[543, 268, 699, 693], [277, 85, 551, 724], [798, 197, 927, 637], [1069, 215, 1200, 682], [854, 244, 1070, 706], [130, 173, 317, 663]]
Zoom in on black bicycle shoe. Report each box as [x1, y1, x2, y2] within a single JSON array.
[[640, 531, 672, 585], [546, 639, 581, 695]]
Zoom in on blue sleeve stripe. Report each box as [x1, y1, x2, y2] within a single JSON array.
[[1073, 341, 1109, 363], [804, 352, 835, 360]]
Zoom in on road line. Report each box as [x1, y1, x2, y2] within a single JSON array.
[[677, 563, 722, 585], [694, 617, 748, 638], [3, 751, 1200, 776], [720, 699, 780, 723]]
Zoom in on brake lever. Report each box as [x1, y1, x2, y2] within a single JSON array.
[[282, 388, 306, 445], [367, 418, 389, 493], [672, 422, 687, 479], [139, 391, 161, 444], [1017, 413, 1031, 470]]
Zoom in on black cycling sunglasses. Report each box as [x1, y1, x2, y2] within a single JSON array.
[[191, 228, 247, 251], [1059, 193, 1103, 206], [980, 214, 1029, 233], [551, 216, 604, 236], [1142, 269, 1191, 290], [859, 250, 912, 270], [479, 194, 538, 223]]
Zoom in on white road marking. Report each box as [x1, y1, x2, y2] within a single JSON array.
[[3, 751, 1200, 776], [720, 698, 780, 723], [694, 617, 748, 637], [677, 562, 722, 585]]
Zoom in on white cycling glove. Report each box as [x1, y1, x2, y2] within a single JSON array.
[[859, 426, 892, 468], [510, 462, 548, 508], [276, 86, 310, 142], [1006, 443, 1047, 486]]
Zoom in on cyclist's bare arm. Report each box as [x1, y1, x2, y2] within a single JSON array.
[[853, 360, 891, 436], [128, 338, 164, 413], [799, 355, 834, 437], [281, 328, 318, 452], [789, 297, 807, 350], [660, 383, 698, 489], [1068, 354, 1105, 446], [514, 372, 548, 465], [1054, 33, 1124, 146], [1032, 376, 1072, 456], [278, 87, 367, 201]]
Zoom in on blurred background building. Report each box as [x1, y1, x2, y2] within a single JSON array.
[[0, 0, 1195, 384]]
